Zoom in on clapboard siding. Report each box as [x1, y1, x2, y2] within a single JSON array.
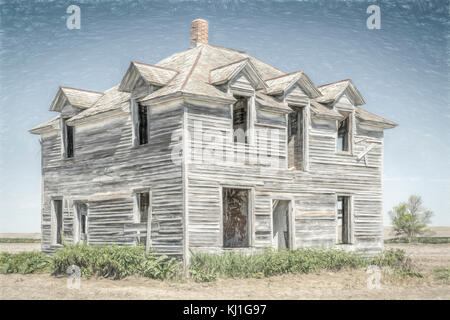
[[185, 96, 385, 255], [40, 94, 386, 257], [40, 102, 184, 257]]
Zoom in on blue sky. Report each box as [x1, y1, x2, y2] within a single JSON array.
[[0, 0, 448, 232]]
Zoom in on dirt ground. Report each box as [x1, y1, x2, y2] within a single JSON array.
[[0, 232, 449, 300]]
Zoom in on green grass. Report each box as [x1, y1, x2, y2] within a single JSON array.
[[51, 243, 180, 280], [384, 237, 450, 244], [189, 248, 419, 282], [0, 238, 41, 243], [0, 251, 51, 274], [1, 245, 422, 282]]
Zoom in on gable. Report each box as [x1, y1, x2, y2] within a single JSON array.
[[334, 93, 354, 112], [229, 72, 254, 92], [285, 84, 308, 105], [49, 86, 103, 112], [119, 61, 178, 94], [210, 58, 267, 92]]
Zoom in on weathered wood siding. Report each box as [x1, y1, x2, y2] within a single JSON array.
[[185, 91, 385, 255], [40, 101, 184, 257]]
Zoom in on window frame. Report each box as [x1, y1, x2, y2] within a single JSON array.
[[335, 194, 354, 245], [131, 99, 150, 147], [229, 91, 255, 146], [60, 117, 74, 159], [73, 200, 89, 244], [132, 188, 152, 248], [50, 197, 64, 245], [287, 105, 307, 171], [336, 111, 353, 155], [220, 185, 254, 249]]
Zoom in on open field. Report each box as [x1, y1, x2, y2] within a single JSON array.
[[0, 230, 449, 299]]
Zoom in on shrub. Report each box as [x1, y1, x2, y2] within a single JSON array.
[[189, 248, 412, 282], [51, 243, 180, 280], [0, 251, 51, 274], [388, 195, 433, 241]]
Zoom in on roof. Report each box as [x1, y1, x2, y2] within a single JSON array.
[[309, 100, 343, 119], [50, 86, 104, 111], [137, 44, 283, 104], [119, 61, 179, 91], [255, 92, 292, 113], [264, 71, 322, 98], [67, 86, 131, 125], [316, 79, 365, 106], [31, 43, 395, 132], [355, 106, 397, 128], [29, 115, 60, 134]]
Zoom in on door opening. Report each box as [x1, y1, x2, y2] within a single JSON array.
[[272, 200, 291, 249]]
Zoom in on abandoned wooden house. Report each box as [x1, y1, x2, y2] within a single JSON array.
[[30, 19, 397, 262]]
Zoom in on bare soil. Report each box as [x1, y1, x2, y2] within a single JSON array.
[[0, 232, 449, 300]]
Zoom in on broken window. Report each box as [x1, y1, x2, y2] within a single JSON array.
[[337, 196, 351, 244], [272, 200, 291, 249], [223, 188, 249, 248], [136, 192, 149, 244], [61, 118, 74, 158], [75, 202, 88, 243], [53, 199, 63, 245], [232, 96, 248, 144], [288, 107, 304, 169], [138, 104, 149, 145], [337, 115, 350, 152]]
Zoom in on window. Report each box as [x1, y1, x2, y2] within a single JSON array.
[[136, 192, 149, 244], [232, 96, 248, 144], [223, 188, 250, 248], [137, 192, 149, 223], [52, 199, 63, 245], [61, 118, 74, 158], [288, 107, 305, 169], [337, 115, 350, 152], [138, 104, 149, 145], [337, 196, 351, 244], [75, 202, 88, 243]]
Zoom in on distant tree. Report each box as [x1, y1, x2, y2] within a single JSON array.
[[389, 195, 433, 241]]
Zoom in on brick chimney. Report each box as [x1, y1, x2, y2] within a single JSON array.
[[190, 19, 208, 47]]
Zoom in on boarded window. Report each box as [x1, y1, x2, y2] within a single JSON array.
[[337, 196, 351, 244], [53, 199, 63, 245], [337, 115, 350, 152], [223, 188, 249, 247], [62, 118, 74, 158], [138, 104, 149, 145], [232, 96, 248, 144], [288, 108, 304, 169], [75, 202, 88, 243]]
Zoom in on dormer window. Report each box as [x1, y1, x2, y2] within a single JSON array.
[[131, 100, 149, 147], [288, 107, 305, 170], [138, 104, 149, 145], [337, 114, 350, 152], [232, 95, 249, 144], [61, 118, 74, 158]]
